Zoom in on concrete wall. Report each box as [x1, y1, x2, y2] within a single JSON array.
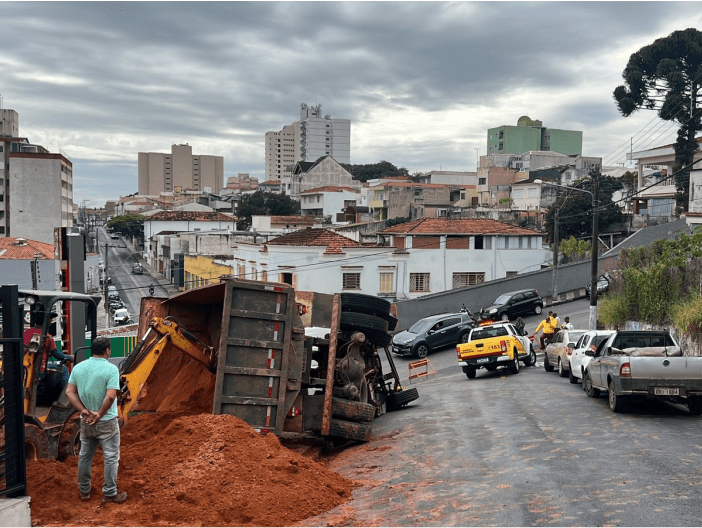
[[394, 259, 594, 331]]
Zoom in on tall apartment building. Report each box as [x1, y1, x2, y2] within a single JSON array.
[[0, 108, 74, 244], [138, 144, 223, 196], [265, 103, 351, 183], [487, 116, 582, 156]]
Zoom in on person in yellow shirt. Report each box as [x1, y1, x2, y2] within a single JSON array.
[[531, 315, 556, 350]]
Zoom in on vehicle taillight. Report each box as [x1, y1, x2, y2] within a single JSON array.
[[566, 348, 572, 356], [620, 362, 631, 377], [456, 345, 461, 357], [500, 340, 507, 353]]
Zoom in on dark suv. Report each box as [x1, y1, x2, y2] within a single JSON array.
[[392, 313, 475, 358], [480, 289, 543, 322]]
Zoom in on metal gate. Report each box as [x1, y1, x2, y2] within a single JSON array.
[[0, 285, 27, 497]]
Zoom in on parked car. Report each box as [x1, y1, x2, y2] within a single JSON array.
[[392, 313, 475, 358], [585, 274, 610, 296], [544, 329, 587, 377], [568, 330, 615, 384], [113, 308, 133, 326], [107, 285, 119, 300], [583, 330, 702, 413], [479, 289, 543, 322], [132, 263, 144, 275]]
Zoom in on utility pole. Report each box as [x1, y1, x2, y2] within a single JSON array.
[[474, 148, 480, 171], [552, 205, 559, 300], [589, 173, 599, 331]]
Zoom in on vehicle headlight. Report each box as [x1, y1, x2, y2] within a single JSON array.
[[395, 336, 415, 345], [489, 308, 497, 314]]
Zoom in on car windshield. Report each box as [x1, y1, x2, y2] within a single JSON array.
[[471, 326, 509, 340], [409, 319, 435, 334], [494, 294, 512, 305]]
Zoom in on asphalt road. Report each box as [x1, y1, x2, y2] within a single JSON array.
[[303, 344, 702, 527], [97, 227, 169, 327]]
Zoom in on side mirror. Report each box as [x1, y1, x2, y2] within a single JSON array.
[[585, 350, 595, 357], [427, 329, 434, 335]]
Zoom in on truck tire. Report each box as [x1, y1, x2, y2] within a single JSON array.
[[509, 349, 520, 374], [544, 353, 554, 372], [361, 329, 392, 347], [332, 398, 376, 422], [688, 397, 702, 415], [385, 314, 398, 332], [386, 387, 419, 411], [608, 379, 626, 412], [329, 418, 372, 442], [584, 371, 600, 398], [340, 312, 389, 333], [340, 293, 391, 317]]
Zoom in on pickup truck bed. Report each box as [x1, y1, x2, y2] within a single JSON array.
[[583, 331, 702, 413]]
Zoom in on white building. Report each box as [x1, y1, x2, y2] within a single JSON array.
[[416, 170, 478, 186], [183, 218, 548, 300], [264, 103, 351, 182], [300, 186, 361, 222], [142, 210, 235, 266]]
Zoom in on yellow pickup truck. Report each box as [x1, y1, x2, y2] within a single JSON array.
[[456, 321, 537, 379]]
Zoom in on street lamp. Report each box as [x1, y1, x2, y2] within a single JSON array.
[[534, 178, 599, 330]]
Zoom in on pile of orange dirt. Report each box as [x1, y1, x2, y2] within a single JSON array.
[[27, 412, 356, 527]]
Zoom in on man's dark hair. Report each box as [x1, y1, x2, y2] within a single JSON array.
[[92, 337, 111, 357]]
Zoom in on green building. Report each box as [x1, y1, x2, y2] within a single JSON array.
[[487, 116, 582, 156]]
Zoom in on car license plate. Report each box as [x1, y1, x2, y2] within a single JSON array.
[[476, 358, 489, 363], [653, 387, 679, 396]]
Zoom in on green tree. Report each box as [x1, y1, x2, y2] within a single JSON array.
[[107, 214, 144, 244], [613, 28, 702, 211], [344, 160, 409, 183], [237, 191, 301, 230], [545, 171, 624, 241]]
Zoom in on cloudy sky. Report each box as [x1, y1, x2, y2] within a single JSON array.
[[3, 2, 701, 206]]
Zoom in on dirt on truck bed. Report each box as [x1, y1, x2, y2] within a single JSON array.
[[27, 412, 356, 527]]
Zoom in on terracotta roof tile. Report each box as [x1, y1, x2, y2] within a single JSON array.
[[270, 216, 316, 224], [260, 180, 283, 185], [0, 238, 54, 260], [146, 211, 236, 222], [380, 217, 540, 236], [267, 228, 364, 250], [301, 186, 360, 194]]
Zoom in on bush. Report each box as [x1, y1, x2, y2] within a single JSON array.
[[670, 296, 702, 335], [598, 294, 628, 328]]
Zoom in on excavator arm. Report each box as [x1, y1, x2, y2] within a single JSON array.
[[117, 317, 216, 421]]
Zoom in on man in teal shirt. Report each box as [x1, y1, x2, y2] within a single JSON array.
[[66, 337, 127, 503]]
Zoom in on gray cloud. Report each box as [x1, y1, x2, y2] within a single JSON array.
[[2, 1, 701, 205]]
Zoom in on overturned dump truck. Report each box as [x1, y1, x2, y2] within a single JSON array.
[[118, 278, 419, 443]]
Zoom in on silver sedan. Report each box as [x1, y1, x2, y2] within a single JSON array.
[[544, 329, 587, 377]]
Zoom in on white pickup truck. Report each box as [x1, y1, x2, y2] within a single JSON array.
[[583, 330, 702, 413]]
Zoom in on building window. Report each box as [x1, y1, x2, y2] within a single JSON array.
[[409, 273, 430, 292], [452, 273, 485, 288], [474, 235, 484, 249], [343, 273, 361, 290], [262, 270, 268, 282], [379, 272, 394, 294], [479, 178, 486, 185]]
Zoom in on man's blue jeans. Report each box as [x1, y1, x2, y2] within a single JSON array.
[[77, 418, 120, 497]]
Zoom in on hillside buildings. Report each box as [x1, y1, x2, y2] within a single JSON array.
[[265, 103, 351, 184], [138, 144, 223, 196], [0, 108, 74, 244]]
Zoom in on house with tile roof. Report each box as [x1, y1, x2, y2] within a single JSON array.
[[143, 211, 236, 266], [0, 237, 57, 289], [206, 218, 548, 300], [300, 186, 361, 222], [288, 156, 361, 200]]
